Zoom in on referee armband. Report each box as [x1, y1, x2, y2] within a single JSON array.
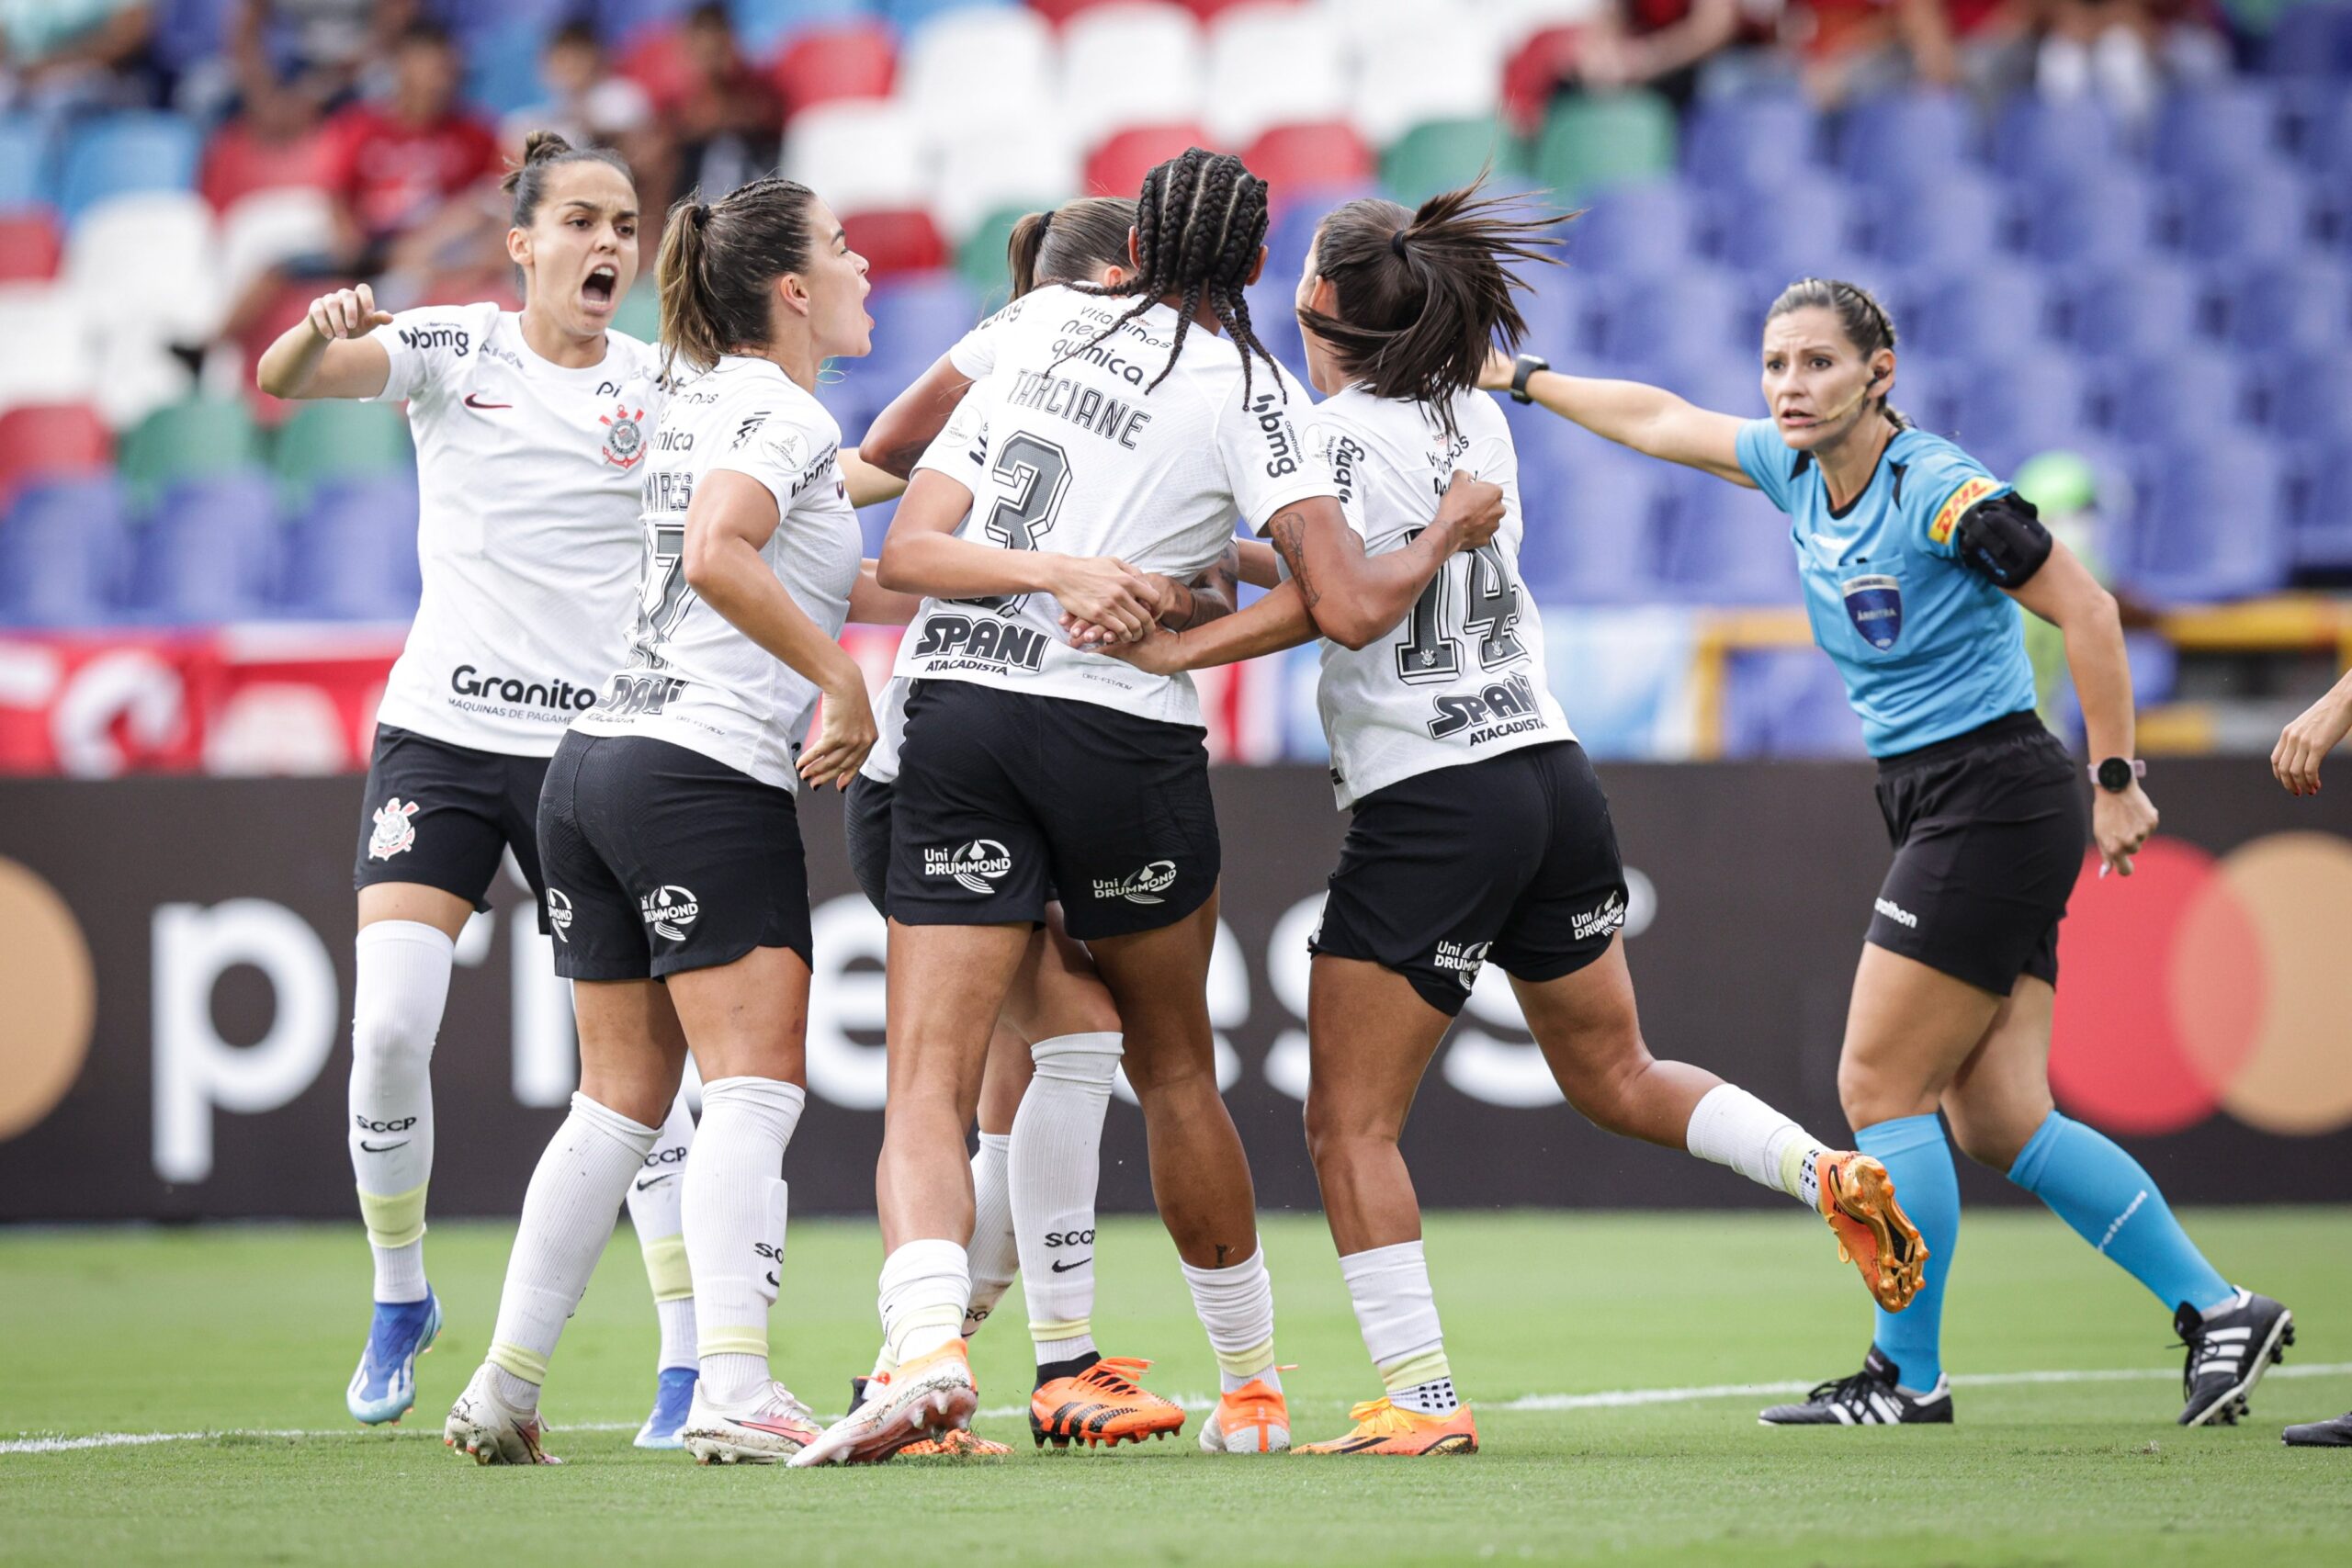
[[1952, 492, 2053, 588]]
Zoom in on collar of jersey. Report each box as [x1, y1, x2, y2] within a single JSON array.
[[504, 310, 624, 383]]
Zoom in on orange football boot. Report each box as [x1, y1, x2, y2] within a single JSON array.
[[1029, 1356, 1187, 1450], [1297, 1397, 1479, 1456], [1200, 1377, 1290, 1453], [896, 1427, 1011, 1459], [1817, 1149, 1928, 1312]]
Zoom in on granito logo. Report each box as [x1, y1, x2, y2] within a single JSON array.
[[1434, 938, 1492, 991], [1250, 391, 1301, 478], [924, 840, 1012, 894], [450, 665, 597, 712], [545, 887, 573, 942], [1874, 897, 1918, 930], [399, 324, 469, 356], [640, 885, 699, 941], [911, 613, 1048, 673], [1571, 890, 1626, 942], [367, 798, 419, 860], [1092, 861, 1177, 905]]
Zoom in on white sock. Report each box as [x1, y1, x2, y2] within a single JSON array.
[[484, 1091, 659, 1412], [1340, 1240, 1457, 1414], [349, 920, 454, 1304], [966, 1133, 1016, 1338], [879, 1238, 970, 1366], [628, 1096, 696, 1372], [684, 1077, 804, 1404], [1181, 1241, 1279, 1393], [1012, 1032, 1119, 1364], [1684, 1084, 1827, 1209]]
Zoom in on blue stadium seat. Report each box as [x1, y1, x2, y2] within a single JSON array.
[[0, 117, 51, 209], [1988, 96, 2119, 186], [277, 480, 422, 621], [1905, 264, 2053, 359], [2218, 256, 2350, 348], [1514, 265, 1588, 360], [590, 0, 698, 45], [1721, 649, 1865, 758], [1567, 178, 1697, 278], [1512, 437, 1666, 604], [2152, 85, 2284, 180], [2171, 163, 2319, 263], [2098, 346, 2251, 445], [127, 473, 280, 624], [2061, 258, 2200, 357], [2267, 1, 2352, 75], [1242, 276, 1309, 384], [1889, 352, 1960, 437], [1657, 464, 1798, 604], [1592, 265, 1748, 367], [0, 477, 128, 627], [881, 0, 1012, 30], [2286, 437, 2352, 571], [2125, 434, 2289, 603], [2254, 351, 2352, 444], [465, 23, 551, 118], [424, 0, 573, 47], [1708, 175, 1854, 281], [861, 271, 979, 385], [1857, 168, 2006, 268], [1681, 95, 1821, 193], [153, 0, 238, 73], [1835, 91, 1976, 189], [1943, 348, 2089, 461], [734, 0, 876, 56], [2017, 169, 2157, 268], [55, 113, 201, 222]]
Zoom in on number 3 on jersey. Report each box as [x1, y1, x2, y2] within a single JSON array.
[[1396, 536, 1527, 684], [965, 432, 1071, 616]]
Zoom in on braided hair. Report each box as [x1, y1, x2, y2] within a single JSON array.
[[1767, 276, 1910, 431], [1057, 147, 1282, 402]]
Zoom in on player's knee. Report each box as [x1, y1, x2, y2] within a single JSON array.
[[1944, 1101, 2040, 1171], [1301, 1089, 1396, 1169], [1836, 1055, 1923, 1130], [350, 997, 438, 1082]]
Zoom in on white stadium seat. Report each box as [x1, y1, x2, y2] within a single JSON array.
[[1311, 0, 1469, 59], [1488, 0, 1608, 45], [1350, 20, 1508, 147], [218, 186, 337, 301], [63, 191, 222, 344], [1203, 3, 1350, 148], [783, 99, 931, 214], [1059, 3, 1205, 148], [898, 5, 1059, 151], [91, 333, 196, 433], [0, 284, 99, 416], [930, 115, 1084, 243]]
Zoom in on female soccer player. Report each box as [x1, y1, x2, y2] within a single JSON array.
[[440, 175, 885, 1465], [791, 148, 1498, 1465], [1093, 189, 1927, 1456], [255, 132, 697, 1440], [1494, 276, 2292, 1427]]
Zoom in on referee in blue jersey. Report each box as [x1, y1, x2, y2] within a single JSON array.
[[1494, 277, 2294, 1427]]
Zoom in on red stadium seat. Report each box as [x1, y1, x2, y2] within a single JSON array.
[[842, 209, 947, 276], [198, 121, 333, 211], [774, 22, 897, 118], [1084, 123, 1215, 200], [616, 26, 700, 109], [1245, 121, 1374, 205], [0, 211, 62, 281], [0, 403, 112, 510]]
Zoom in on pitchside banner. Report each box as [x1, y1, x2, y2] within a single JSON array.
[[4, 761, 2351, 1223]]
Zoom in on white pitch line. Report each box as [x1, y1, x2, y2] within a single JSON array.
[[8, 1363, 2347, 1456]]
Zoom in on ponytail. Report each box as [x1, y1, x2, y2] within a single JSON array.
[[1005, 197, 1136, 300], [654, 178, 817, 378]]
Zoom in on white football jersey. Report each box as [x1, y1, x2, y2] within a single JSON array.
[[571, 355, 864, 792], [890, 283, 1337, 728], [863, 389, 991, 785], [364, 303, 664, 755], [1309, 385, 1572, 808]]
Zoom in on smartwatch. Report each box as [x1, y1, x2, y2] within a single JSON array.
[[1509, 353, 1548, 404], [2093, 757, 2146, 793]]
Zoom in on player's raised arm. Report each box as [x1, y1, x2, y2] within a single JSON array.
[[255, 283, 395, 400]]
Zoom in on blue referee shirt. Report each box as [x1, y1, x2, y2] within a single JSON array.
[[1734, 420, 2039, 757]]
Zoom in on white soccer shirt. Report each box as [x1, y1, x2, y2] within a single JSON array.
[[364, 303, 663, 756], [863, 391, 991, 786], [571, 355, 864, 792], [1309, 385, 1573, 808], [889, 283, 1337, 728]]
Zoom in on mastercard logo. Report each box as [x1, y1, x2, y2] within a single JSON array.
[[0, 856, 95, 1141], [2052, 831, 2352, 1136]]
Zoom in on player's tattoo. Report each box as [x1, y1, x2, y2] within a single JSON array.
[[1215, 1242, 1232, 1267], [1267, 508, 1319, 612]]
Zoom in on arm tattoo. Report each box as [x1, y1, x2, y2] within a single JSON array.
[[1170, 544, 1238, 630], [1266, 508, 1319, 611]]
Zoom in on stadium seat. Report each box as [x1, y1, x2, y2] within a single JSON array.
[[2263, 1, 2352, 77], [1592, 265, 1747, 366], [197, 118, 334, 212], [0, 402, 111, 509], [2151, 85, 2283, 181], [1350, 17, 1505, 148], [896, 4, 1054, 149], [1083, 123, 1214, 201], [118, 398, 267, 503], [930, 115, 1083, 243], [1511, 439, 1666, 605], [1379, 118, 1520, 208], [1566, 178, 1695, 279], [278, 479, 423, 620], [464, 22, 549, 118], [1708, 175, 1853, 281], [773, 20, 898, 116], [591, 0, 698, 47], [1943, 348, 2089, 460], [1681, 94, 1820, 194], [784, 100, 929, 212], [2017, 169, 2158, 268], [2170, 163, 2319, 263], [1247, 122, 1374, 207], [2286, 437, 2352, 571], [63, 192, 223, 345], [1241, 276, 1307, 380], [2255, 351, 2352, 445], [125, 472, 282, 624], [55, 113, 202, 222], [2219, 256, 2352, 349], [2060, 259, 2199, 358], [2098, 346, 2251, 445], [0, 212, 60, 282], [842, 209, 949, 277], [0, 476, 128, 627], [612, 279, 660, 344], [1657, 464, 1798, 605], [0, 117, 53, 209], [1264, 192, 1338, 285], [1905, 264, 2053, 360], [882, 0, 1020, 29], [1834, 91, 1976, 189], [2125, 434, 2288, 603], [1203, 5, 1349, 147], [1987, 96, 2119, 186], [1029, 0, 1134, 19], [1856, 167, 2005, 268], [1531, 92, 1676, 201], [217, 187, 338, 300], [1514, 264, 1588, 359], [862, 272, 981, 384], [1720, 649, 1866, 758], [956, 205, 1031, 296], [1061, 4, 1206, 148], [153, 0, 236, 73], [0, 284, 99, 417], [731, 0, 870, 55], [269, 400, 413, 502]]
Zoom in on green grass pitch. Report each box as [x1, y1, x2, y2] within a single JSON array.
[[5, 1208, 2349, 1566]]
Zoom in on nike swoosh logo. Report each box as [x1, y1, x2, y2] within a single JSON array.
[[633, 1174, 673, 1191], [463, 393, 513, 410], [763, 1271, 780, 1289], [1049, 1257, 1091, 1273], [359, 1139, 409, 1153]]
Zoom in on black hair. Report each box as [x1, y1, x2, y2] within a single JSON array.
[[1058, 147, 1279, 401], [548, 20, 599, 51], [1297, 180, 1568, 441], [1766, 276, 1910, 430], [396, 19, 452, 51], [655, 176, 819, 377], [1006, 197, 1136, 299], [501, 129, 634, 231]]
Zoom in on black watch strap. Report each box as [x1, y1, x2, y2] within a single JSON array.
[[1510, 353, 1548, 404], [2094, 757, 2146, 793]]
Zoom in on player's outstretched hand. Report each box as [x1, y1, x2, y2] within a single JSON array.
[[1436, 469, 1507, 552], [798, 677, 876, 790], [2272, 687, 2352, 796], [2094, 783, 2158, 878], [1046, 555, 1156, 643], [307, 283, 393, 342]]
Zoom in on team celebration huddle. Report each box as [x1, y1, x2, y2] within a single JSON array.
[[265, 128, 2300, 1469]]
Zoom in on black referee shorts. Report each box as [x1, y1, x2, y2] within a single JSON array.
[[1867, 710, 2088, 997], [353, 723, 549, 927]]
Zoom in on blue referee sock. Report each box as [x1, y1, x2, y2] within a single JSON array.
[[1856, 1113, 1958, 1393], [2006, 1111, 2233, 1317]]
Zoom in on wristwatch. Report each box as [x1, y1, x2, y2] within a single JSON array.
[[2092, 757, 2146, 793], [1509, 353, 1548, 404]]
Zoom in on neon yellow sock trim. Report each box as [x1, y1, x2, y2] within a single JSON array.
[[1377, 1348, 1453, 1395], [887, 1303, 965, 1364], [1214, 1337, 1276, 1380], [358, 1182, 428, 1250], [1027, 1316, 1091, 1341], [698, 1325, 769, 1359], [638, 1234, 692, 1303], [487, 1341, 548, 1386], [1781, 1141, 1822, 1204]]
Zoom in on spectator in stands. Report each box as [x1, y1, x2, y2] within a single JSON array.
[[1781, 0, 1962, 104], [233, 0, 413, 116], [0, 0, 156, 112], [1543, 0, 1759, 110], [657, 3, 781, 201], [2035, 0, 2231, 127], [200, 66, 333, 210], [502, 21, 655, 158]]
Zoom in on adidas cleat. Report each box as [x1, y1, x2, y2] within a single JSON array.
[[898, 1427, 1012, 1459], [788, 1340, 978, 1467], [2282, 1410, 2352, 1447], [1817, 1151, 1928, 1313], [2177, 1290, 2293, 1427], [1030, 1356, 1186, 1450], [633, 1366, 697, 1450], [1297, 1397, 1479, 1455], [680, 1380, 821, 1464], [443, 1363, 560, 1464], [1200, 1377, 1290, 1454], [346, 1290, 441, 1426], [1759, 1347, 1952, 1426]]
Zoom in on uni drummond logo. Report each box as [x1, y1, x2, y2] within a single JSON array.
[[640, 886, 699, 942], [0, 857, 96, 1144], [926, 840, 1012, 894], [2052, 832, 2352, 1136]]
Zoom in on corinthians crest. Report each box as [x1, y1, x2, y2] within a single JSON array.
[[599, 404, 647, 469]]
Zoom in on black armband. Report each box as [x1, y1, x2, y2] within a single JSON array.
[[1951, 492, 2052, 588]]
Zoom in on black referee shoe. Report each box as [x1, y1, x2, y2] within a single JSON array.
[[2283, 1411, 2352, 1447], [1758, 1347, 1953, 1426], [2175, 1290, 2294, 1427]]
